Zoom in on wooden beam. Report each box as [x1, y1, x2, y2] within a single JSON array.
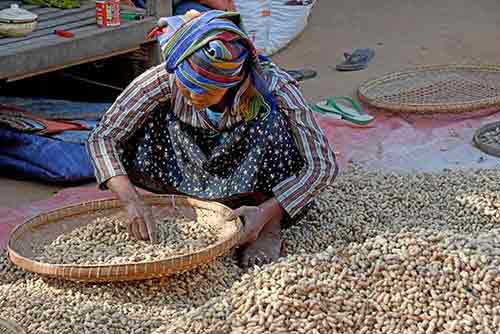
[[0, 18, 156, 81], [35, 3, 95, 20], [0, 18, 95, 46], [0, 10, 97, 46], [6, 46, 140, 82]]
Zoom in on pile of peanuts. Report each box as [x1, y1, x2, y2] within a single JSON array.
[[158, 229, 500, 334], [34, 212, 219, 265], [0, 167, 499, 334]]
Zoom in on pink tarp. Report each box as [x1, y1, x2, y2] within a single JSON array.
[[318, 108, 500, 172], [1, 108, 499, 249]]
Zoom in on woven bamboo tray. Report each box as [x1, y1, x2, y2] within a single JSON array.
[[358, 64, 500, 113], [473, 121, 500, 158], [0, 318, 26, 334], [7, 195, 242, 282]]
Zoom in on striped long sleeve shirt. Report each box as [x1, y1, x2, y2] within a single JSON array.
[[87, 62, 338, 217]]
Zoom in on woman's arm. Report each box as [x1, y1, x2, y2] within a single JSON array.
[[107, 175, 156, 241], [86, 64, 172, 240], [271, 72, 338, 218], [87, 64, 171, 190]]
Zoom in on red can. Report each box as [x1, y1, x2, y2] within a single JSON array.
[[96, 0, 120, 27]]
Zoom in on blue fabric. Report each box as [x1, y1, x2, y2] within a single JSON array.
[[0, 96, 110, 120], [50, 120, 97, 144], [0, 129, 95, 183], [132, 0, 145, 8], [174, 1, 211, 15], [206, 108, 223, 127], [161, 11, 246, 73], [159, 10, 276, 120], [51, 130, 92, 145]]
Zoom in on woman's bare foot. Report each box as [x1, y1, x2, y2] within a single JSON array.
[[239, 218, 283, 268]]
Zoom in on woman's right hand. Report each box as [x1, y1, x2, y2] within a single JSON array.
[[126, 200, 156, 242], [107, 175, 157, 242]]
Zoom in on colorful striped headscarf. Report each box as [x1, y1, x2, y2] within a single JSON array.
[[158, 10, 274, 121]]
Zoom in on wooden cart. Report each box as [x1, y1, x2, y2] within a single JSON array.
[[0, 0, 171, 82]]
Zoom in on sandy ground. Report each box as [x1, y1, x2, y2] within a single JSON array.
[[1, 0, 500, 208], [0, 178, 62, 207], [273, 0, 500, 101]]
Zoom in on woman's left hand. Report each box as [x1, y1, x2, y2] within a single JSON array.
[[227, 198, 284, 245], [229, 206, 267, 245]]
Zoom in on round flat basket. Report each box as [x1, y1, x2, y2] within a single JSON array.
[[358, 64, 500, 113], [7, 195, 242, 282], [0, 318, 26, 334], [473, 121, 500, 158]]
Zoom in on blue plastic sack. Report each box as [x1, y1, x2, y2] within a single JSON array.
[[0, 128, 95, 183]]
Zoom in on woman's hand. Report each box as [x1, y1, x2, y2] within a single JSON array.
[[229, 206, 267, 245], [126, 200, 157, 242], [227, 198, 284, 245], [106, 175, 157, 242]]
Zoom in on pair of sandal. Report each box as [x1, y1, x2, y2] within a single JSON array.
[[310, 96, 374, 125], [311, 49, 375, 125]]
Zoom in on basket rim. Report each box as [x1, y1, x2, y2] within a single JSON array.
[[7, 195, 242, 276], [472, 120, 500, 158], [358, 63, 500, 113]]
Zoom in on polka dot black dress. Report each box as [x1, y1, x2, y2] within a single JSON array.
[[122, 104, 309, 223]]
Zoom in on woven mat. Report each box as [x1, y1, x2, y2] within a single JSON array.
[[473, 121, 500, 158], [7, 195, 241, 282], [358, 64, 500, 113]]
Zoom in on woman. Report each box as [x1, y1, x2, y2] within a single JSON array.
[[87, 10, 337, 267]]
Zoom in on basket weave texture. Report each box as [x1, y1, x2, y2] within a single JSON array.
[[7, 195, 242, 282], [358, 64, 500, 113], [473, 121, 500, 158]]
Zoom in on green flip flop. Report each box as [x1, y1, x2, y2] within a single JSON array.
[[314, 96, 374, 125], [309, 103, 343, 119]]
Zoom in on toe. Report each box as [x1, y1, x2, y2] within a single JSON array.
[[247, 255, 257, 268], [239, 251, 251, 268], [254, 256, 265, 267]]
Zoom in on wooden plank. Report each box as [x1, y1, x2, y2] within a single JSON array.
[[31, 7, 95, 27], [35, 3, 94, 20], [15, 3, 43, 10], [0, 1, 94, 15], [9, 46, 139, 81], [0, 17, 95, 45], [0, 9, 96, 46], [29, 6, 61, 15], [0, 17, 156, 80], [1, 15, 155, 52], [0, 1, 82, 13], [20, 4, 41, 10]]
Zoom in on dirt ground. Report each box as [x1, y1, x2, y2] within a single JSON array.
[[1, 0, 499, 208]]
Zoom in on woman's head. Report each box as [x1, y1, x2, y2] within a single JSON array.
[[175, 76, 228, 109], [159, 10, 273, 118]]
